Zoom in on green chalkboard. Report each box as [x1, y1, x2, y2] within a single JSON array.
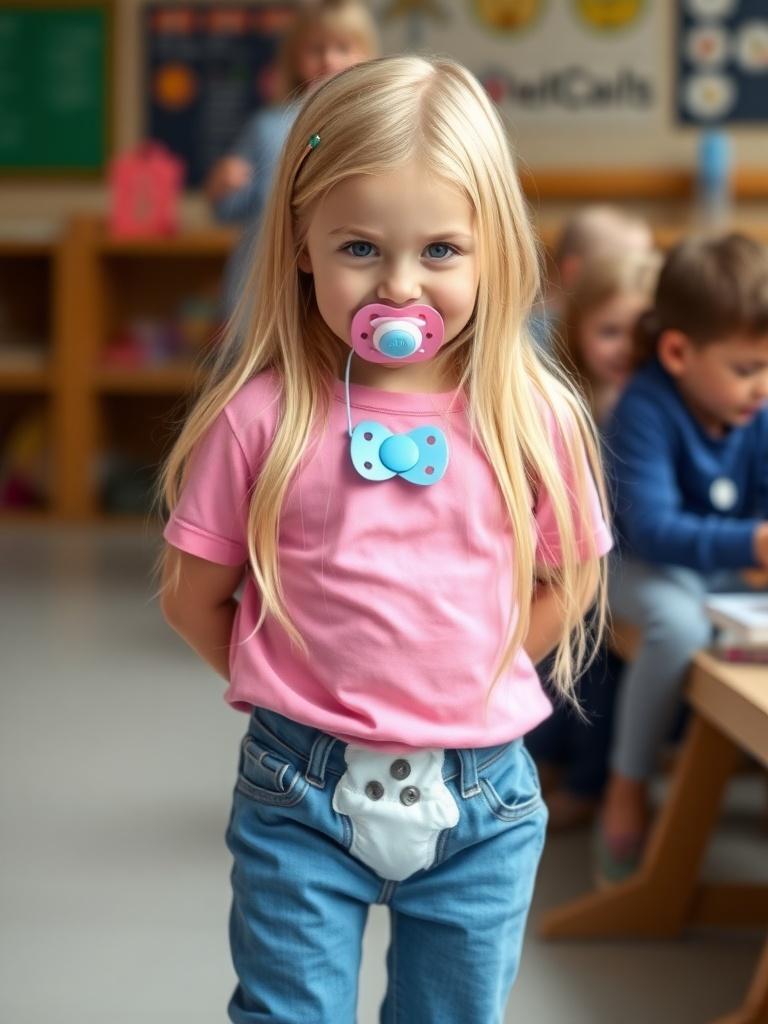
[[0, 1, 112, 175]]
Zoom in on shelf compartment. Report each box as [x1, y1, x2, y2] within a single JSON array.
[[0, 395, 52, 514], [96, 393, 188, 518]]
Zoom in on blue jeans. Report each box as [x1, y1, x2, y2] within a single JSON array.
[[225, 707, 548, 1023]]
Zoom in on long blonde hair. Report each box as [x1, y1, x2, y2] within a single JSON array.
[[161, 55, 610, 703]]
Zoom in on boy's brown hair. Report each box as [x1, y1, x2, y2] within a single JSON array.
[[634, 233, 768, 367]]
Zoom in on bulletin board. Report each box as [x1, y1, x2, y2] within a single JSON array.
[[0, 0, 112, 175], [144, 3, 298, 188], [676, 0, 768, 125], [379, 1, 663, 129], [376, 0, 768, 198]]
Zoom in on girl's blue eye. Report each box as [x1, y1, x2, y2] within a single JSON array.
[[425, 243, 456, 260], [344, 241, 376, 258]]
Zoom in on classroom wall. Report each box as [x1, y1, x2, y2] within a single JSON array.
[[2, 0, 767, 229]]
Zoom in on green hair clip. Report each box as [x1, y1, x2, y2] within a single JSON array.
[[298, 133, 320, 173]]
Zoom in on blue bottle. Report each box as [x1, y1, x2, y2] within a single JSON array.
[[696, 129, 732, 229]]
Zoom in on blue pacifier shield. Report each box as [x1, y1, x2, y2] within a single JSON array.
[[400, 426, 449, 485], [350, 421, 448, 485], [351, 421, 396, 481]]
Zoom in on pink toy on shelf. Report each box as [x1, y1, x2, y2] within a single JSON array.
[[108, 141, 185, 238]]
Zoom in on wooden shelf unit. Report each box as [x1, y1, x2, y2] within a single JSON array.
[[59, 217, 234, 520], [0, 216, 234, 521], [0, 234, 62, 519]]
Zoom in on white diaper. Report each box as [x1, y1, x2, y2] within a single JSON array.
[[331, 744, 460, 881]]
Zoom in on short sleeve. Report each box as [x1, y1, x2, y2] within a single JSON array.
[[533, 406, 613, 566], [163, 408, 252, 566]]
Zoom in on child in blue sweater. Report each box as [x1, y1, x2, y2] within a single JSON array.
[[600, 233, 768, 881]]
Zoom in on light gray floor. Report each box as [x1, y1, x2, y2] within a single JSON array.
[[1, 526, 765, 1023]]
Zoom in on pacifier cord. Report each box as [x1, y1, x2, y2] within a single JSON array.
[[344, 348, 355, 437]]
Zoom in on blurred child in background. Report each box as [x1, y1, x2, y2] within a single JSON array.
[[530, 205, 653, 354], [599, 233, 768, 882], [527, 249, 659, 828], [558, 250, 660, 426], [206, 0, 378, 314]]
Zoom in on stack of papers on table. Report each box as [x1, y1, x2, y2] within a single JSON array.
[[704, 593, 768, 663]]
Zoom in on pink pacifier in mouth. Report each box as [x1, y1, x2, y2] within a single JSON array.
[[349, 303, 445, 364]]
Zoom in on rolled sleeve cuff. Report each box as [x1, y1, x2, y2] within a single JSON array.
[[163, 516, 248, 566]]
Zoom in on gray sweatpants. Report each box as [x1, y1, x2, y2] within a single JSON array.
[[608, 556, 748, 780]]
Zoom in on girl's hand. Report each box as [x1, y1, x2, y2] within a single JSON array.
[[205, 157, 253, 204]]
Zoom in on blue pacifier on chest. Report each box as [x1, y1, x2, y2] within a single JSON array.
[[344, 303, 450, 486], [350, 419, 449, 485]]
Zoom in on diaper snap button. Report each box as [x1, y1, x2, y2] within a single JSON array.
[[390, 758, 411, 781], [400, 785, 420, 806], [365, 780, 384, 801]]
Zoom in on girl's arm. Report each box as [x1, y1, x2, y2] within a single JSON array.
[[160, 546, 245, 681], [524, 561, 600, 666]]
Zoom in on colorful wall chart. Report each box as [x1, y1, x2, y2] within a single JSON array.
[[145, 3, 296, 187], [677, 0, 768, 124]]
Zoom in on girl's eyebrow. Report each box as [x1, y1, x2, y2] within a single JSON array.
[[329, 225, 383, 239], [329, 225, 474, 244]]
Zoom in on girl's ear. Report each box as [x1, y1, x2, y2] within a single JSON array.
[[657, 329, 693, 378], [297, 248, 313, 274]]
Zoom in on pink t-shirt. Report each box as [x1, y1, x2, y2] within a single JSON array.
[[164, 369, 612, 751]]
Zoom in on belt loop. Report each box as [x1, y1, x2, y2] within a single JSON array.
[[458, 748, 481, 798], [305, 732, 338, 789]]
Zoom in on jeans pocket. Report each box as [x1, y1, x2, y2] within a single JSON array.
[[478, 742, 543, 822], [235, 734, 309, 808]]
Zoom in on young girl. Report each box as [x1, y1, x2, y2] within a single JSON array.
[[529, 205, 653, 355], [559, 251, 660, 427], [161, 56, 612, 1022], [206, 0, 379, 314], [600, 233, 768, 883], [527, 251, 658, 829]]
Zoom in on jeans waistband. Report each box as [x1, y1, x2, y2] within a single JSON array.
[[248, 706, 519, 800]]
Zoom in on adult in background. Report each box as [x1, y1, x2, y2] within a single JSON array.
[[207, 0, 379, 316]]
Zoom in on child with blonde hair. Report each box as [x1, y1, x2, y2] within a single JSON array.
[[530, 204, 653, 352], [206, 0, 379, 313], [600, 233, 768, 883], [559, 250, 660, 425], [161, 55, 612, 1021]]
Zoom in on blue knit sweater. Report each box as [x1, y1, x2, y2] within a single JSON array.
[[604, 358, 768, 572]]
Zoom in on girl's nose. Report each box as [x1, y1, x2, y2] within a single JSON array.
[[377, 266, 422, 306]]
